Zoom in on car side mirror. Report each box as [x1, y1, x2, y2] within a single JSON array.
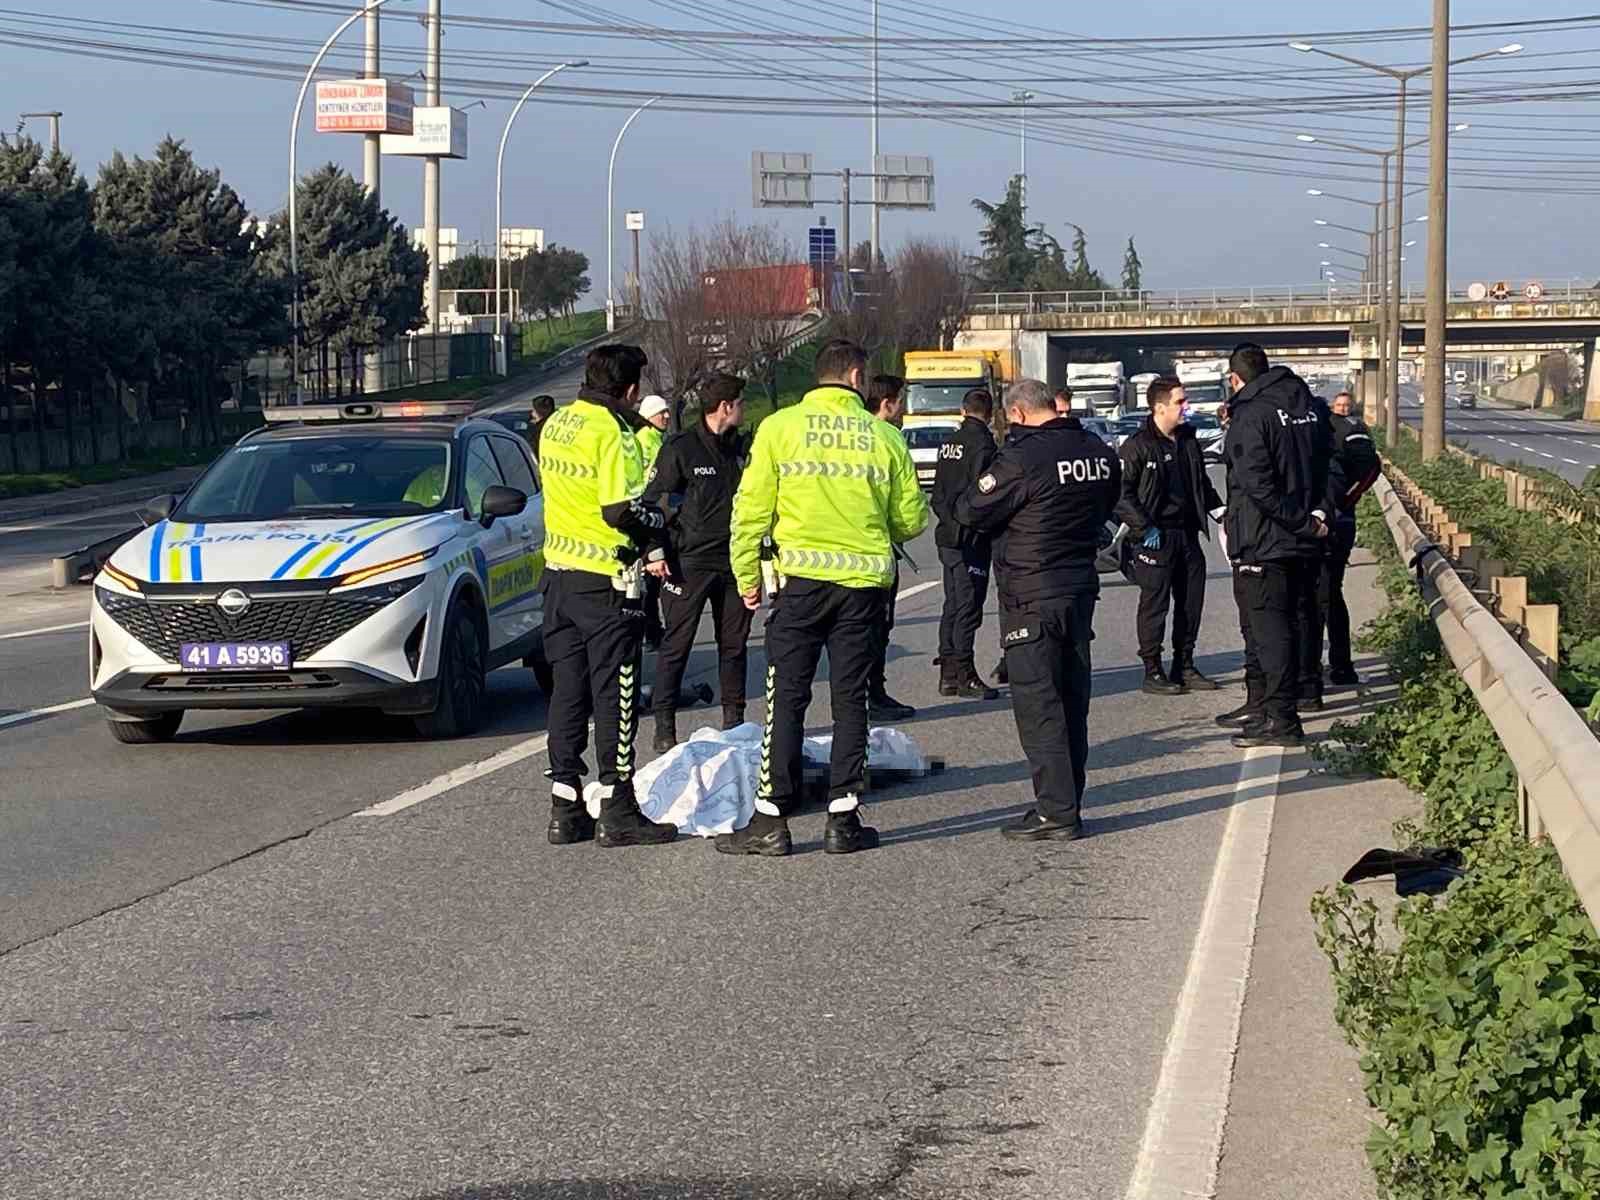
[[479, 484, 527, 527], [139, 494, 177, 526]]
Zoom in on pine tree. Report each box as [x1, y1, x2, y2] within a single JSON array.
[[1122, 237, 1143, 293]]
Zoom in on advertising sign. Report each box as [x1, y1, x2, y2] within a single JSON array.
[[381, 106, 469, 159], [315, 80, 414, 135]]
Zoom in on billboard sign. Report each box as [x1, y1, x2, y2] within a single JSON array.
[[381, 106, 469, 159], [874, 155, 935, 211], [315, 79, 414, 135]]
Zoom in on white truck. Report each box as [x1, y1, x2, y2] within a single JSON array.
[[1066, 362, 1127, 419], [1175, 358, 1229, 417]]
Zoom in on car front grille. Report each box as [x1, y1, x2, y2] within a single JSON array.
[[98, 588, 383, 663]]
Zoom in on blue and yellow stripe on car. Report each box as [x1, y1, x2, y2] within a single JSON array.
[[268, 516, 417, 581], [148, 522, 206, 583]]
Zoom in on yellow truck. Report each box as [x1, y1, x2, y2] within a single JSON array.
[[899, 350, 1007, 489]]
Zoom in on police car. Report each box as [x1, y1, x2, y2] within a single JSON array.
[[901, 418, 964, 489], [89, 400, 549, 744]]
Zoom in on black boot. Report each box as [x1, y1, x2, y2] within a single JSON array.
[[823, 808, 880, 855], [1328, 666, 1361, 687], [1299, 686, 1326, 713], [721, 703, 746, 731], [1232, 721, 1306, 749], [955, 660, 999, 701], [596, 790, 679, 848], [1214, 702, 1257, 728], [938, 658, 961, 697], [714, 810, 792, 857], [1142, 662, 1183, 696], [1175, 656, 1220, 691], [652, 712, 677, 755], [1001, 808, 1085, 842], [869, 691, 916, 722], [547, 800, 596, 846]]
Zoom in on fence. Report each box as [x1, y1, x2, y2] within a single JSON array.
[[1375, 463, 1600, 936]]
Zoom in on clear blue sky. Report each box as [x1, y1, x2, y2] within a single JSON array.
[[2, 1, 1597, 295]]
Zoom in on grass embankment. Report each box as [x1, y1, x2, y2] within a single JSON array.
[[0, 444, 228, 501]]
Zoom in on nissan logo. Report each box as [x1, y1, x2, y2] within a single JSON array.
[[217, 588, 252, 617]]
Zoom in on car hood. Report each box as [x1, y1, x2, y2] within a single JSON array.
[[109, 513, 463, 586]]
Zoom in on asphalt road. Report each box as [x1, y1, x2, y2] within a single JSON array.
[[1395, 387, 1600, 483], [0, 475, 1310, 1197]]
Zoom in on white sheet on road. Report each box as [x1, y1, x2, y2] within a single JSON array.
[[584, 723, 929, 837]]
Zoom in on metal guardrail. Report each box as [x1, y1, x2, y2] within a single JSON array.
[[50, 525, 142, 588], [970, 280, 1600, 316], [1373, 472, 1600, 935]]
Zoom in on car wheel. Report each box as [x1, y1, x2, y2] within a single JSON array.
[[414, 594, 488, 739], [106, 710, 184, 744]]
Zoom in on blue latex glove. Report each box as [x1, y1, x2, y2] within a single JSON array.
[[1142, 529, 1162, 550]]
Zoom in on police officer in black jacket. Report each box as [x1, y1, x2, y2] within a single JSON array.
[[1216, 344, 1331, 748], [957, 379, 1121, 841], [641, 372, 751, 751], [1116, 375, 1226, 696], [931, 387, 1000, 700], [1317, 391, 1380, 688]]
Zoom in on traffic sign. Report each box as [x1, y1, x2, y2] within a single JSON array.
[[1491, 280, 1511, 301], [1467, 281, 1488, 302], [751, 151, 815, 209], [625, 210, 645, 231], [808, 224, 837, 267], [1525, 281, 1545, 300]]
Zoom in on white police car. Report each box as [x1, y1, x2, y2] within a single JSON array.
[[901, 418, 964, 489], [89, 400, 548, 744]]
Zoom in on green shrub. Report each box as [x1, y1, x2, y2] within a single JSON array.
[[1314, 489, 1600, 1198]]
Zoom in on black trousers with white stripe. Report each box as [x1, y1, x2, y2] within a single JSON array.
[[757, 577, 884, 815], [542, 570, 643, 808]]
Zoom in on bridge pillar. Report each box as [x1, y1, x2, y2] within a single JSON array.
[[1359, 359, 1381, 426], [1585, 339, 1600, 422]]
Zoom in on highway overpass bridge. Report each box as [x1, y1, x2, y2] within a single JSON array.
[[957, 282, 1600, 414]]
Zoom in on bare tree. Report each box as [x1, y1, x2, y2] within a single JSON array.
[[887, 238, 972, 356], [641, 223, 717, 419]]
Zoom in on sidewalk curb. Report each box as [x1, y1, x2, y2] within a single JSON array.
[[0, 472, 204, 524]]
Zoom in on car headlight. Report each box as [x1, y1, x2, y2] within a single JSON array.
[[100, 561, 142, 592], [334, 546, 440, 589], [338, 574, 428, 606]]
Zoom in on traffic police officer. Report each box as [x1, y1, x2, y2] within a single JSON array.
[[957, 378, 1121, 842], [865, 373, 917, 722], [717, 339, 929, 858], [1116, 376, 1226, 695], [643, 371, 752, 748], [931, 387, 1000, 699], [538, 344, 679, 848], [637, 395, 671, 468]]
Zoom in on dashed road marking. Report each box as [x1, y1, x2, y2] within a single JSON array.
[[0, 697, 96, 730], [0, 620, 89, 642], [1124, 745, 1286, 1200]]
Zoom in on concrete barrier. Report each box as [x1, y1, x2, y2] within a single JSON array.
[[50, 526, 142, 588], [1374, 473, 1600, 933]]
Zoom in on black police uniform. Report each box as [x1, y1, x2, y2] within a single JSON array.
[[957, 416, 1121, 836], [931, 414, 999, 689], [642, 419, 752, 737], [1115, 418, 1223, 686], [1317, 412, 1380, 681], [1223, 367, 1332, 738]]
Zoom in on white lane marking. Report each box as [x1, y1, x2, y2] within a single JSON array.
[[1565, 458, 1582, 466], [0, 697, 96, 730], [357, 733, 552, 817], [358, 577, 947, 817], [0, 620, 89, 641], [1124, 745, 1286, 1200], [1538, 451, 1556, 460]]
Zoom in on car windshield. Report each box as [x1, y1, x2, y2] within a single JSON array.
[[902, 425, 959, 449], [1181, 383, 1225, 407], [1111, 417, 1144, 434], [176, 436, 453, 523], [1186, 413, 1221, 430], [905, 383, 978, 416]]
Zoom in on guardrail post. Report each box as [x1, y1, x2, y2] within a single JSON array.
[[1494, 576, 1528, 626], [1524, 603, 1561, 843]]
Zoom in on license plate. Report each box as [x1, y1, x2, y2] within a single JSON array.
[[178, 641, 291, 671]]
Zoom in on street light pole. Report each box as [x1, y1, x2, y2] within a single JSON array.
[[362, 2, 383, 395], [423, 0, 442, 335], [1012, 89, 1035, 217], [869, 0, 880, 273], [19, 111, 61, 153], [1424, 0, 1450, 460], [606, 95, 660, 335], [289, 0, 403, 405], [1389, 76, 1407, 443], [495, 62, 586, 374]]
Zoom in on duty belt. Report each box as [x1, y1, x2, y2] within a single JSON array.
[[777, 461, 889, 484], [778, 548, 893, 576], [546, 532, 621, 565]]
